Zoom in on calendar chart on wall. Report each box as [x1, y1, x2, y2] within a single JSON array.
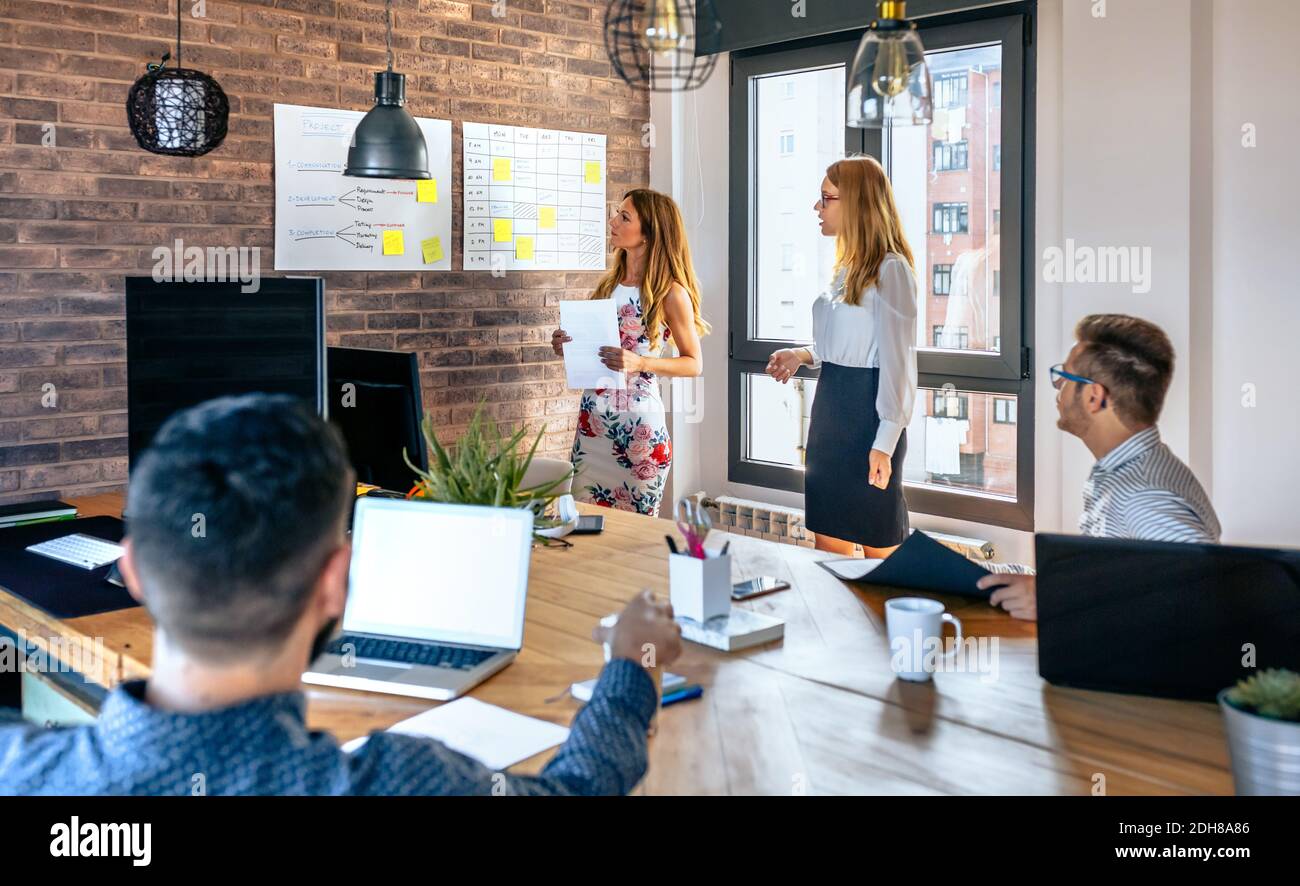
[[462, 122, 607, 272]]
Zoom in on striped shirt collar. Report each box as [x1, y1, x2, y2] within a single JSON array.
[[1093, 426, 1161, 473]]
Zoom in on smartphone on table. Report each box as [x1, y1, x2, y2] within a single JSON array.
[[572, 515, 605, 534], [731, 576, 790, 601]]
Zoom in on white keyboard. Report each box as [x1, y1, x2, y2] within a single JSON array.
[[26, 533, 124, 570]]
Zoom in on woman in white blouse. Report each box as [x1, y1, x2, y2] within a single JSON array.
[[765, 156, 918, 558]]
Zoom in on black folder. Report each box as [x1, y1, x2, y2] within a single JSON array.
[[817, 529, 993, 599], [0, 516, 139, 618]]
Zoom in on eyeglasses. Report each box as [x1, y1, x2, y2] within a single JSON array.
[[1050, 363, 1099, 391], [817, 193, 840, 206]]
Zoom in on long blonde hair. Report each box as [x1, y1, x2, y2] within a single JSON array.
[[827, 156, 915, 306], [592, 188, 709, 350]]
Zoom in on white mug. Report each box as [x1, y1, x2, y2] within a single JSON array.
[[885, 597, 963, 682]]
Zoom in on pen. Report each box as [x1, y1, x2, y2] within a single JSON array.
[[721, 541, 730, 556], [665, 534, 679, 555], [660, 686, 703, 707]]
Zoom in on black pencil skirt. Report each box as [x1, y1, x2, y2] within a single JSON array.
[[804, 362, 910, 548]]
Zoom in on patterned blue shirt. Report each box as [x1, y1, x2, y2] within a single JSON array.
[[1078, 426, 1220, 543], [0, 659, 656, 796], [988, 426, 1220, 574]]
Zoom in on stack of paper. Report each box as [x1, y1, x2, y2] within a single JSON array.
[[341, 697, 570, 770]]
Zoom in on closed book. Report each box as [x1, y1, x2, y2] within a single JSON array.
[[677, 609, 785, 652], [0, 514, 77, 529], [0, 500, 77, 527]]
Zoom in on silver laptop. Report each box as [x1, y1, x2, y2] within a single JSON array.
[[304, 497, 534, 701]]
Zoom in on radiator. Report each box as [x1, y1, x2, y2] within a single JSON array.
[[702, 495, 995, 561]]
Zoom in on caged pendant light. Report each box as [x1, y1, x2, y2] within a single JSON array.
[[343, 0, 430, 179], [605, 0, 724, 93], [847, 0, 933, 128], [125, 1, 229, 157]]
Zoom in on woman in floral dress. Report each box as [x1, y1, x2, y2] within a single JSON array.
[[552, 189, 709, 517]]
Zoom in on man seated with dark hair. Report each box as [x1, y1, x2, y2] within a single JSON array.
[[979, 313, 1220, 621], [0, 394, 681, 795]]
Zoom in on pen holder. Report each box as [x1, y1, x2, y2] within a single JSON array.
[[669, 550, 732, 623]]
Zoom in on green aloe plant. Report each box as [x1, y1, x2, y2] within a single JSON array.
[[1225, 669, 1300, 722], [402, 400, 573, 530]]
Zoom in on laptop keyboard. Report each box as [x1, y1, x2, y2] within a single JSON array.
[[328, 635, 497, 671]]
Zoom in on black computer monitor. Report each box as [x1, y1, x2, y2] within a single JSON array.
[[326, 346, 427, 493], [125, 277, 326, 469], [1036, 533, 1300, 701]]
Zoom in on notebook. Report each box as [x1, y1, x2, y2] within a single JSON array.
[[817, 529, 992, 599]]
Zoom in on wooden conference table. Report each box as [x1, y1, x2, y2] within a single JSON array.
[[0, 492, 1233, 795]]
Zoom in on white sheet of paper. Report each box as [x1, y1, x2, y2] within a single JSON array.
[[560, 298, 626, 390], [819, 558, 886, 581], [341, 697, 570, 771]]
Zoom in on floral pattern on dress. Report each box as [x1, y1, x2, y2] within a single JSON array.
[[570, 286, 673, 516]]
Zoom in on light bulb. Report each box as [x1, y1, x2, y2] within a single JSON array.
[[644, 1, 684, 53], [870, 36, 911, 99]]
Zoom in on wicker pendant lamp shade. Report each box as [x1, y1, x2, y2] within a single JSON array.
[[125, 4, 229, 157]]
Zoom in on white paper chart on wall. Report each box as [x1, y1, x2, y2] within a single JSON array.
[[273, 103, 453, 272], [462, 122, 607, 272]]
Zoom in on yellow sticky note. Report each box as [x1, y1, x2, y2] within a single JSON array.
[[493, 218, 512, 242], [584, 161, 602, 184], [516, 236, 534, 260], [382, 229, 404, 256], [421, 236, 444, 264], [493, 158, 512, 181], [416, 179, 438, 203], [539, 206, 557, 229]]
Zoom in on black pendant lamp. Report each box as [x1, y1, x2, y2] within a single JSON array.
[[125, 1, 229, 157], [344, 0, 429, 179], [604, 0, 723, 93]]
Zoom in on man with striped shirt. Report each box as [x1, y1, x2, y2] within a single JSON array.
[[978, 314, 1220, 620]]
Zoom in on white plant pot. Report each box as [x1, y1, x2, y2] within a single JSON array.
[[1218, 690, 1300, 796]]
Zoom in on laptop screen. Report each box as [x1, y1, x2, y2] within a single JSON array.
[[343, 498, 534, 650]]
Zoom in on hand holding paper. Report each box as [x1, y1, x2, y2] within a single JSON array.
[[559, 299, 627, 390]]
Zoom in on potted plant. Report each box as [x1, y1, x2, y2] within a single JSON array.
[[1218, 668, 1300, 795], [402, 401, 574, 537]]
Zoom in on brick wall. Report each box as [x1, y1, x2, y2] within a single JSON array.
[[0, 0, 649, 503]]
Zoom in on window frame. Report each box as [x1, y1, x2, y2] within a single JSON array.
[[727, 7, 1035, 531], [933, 139, 970, 172], [933, 262, 953, 295]]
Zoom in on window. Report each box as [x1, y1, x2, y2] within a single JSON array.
[[781, 243, 795, 271], [784, 80, 796, 99], [730, 10, 1034, 530], [933, 325, 968, 349], [933, 140, 968, 172], [779, 186, 795, 214], [932, 202, 969, 234], [932, 390, 969, 420], [933, 263, 953, 295], [934, 71, 968, 108]]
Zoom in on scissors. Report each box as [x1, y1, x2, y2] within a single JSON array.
[[675, 497, 712, 559]]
